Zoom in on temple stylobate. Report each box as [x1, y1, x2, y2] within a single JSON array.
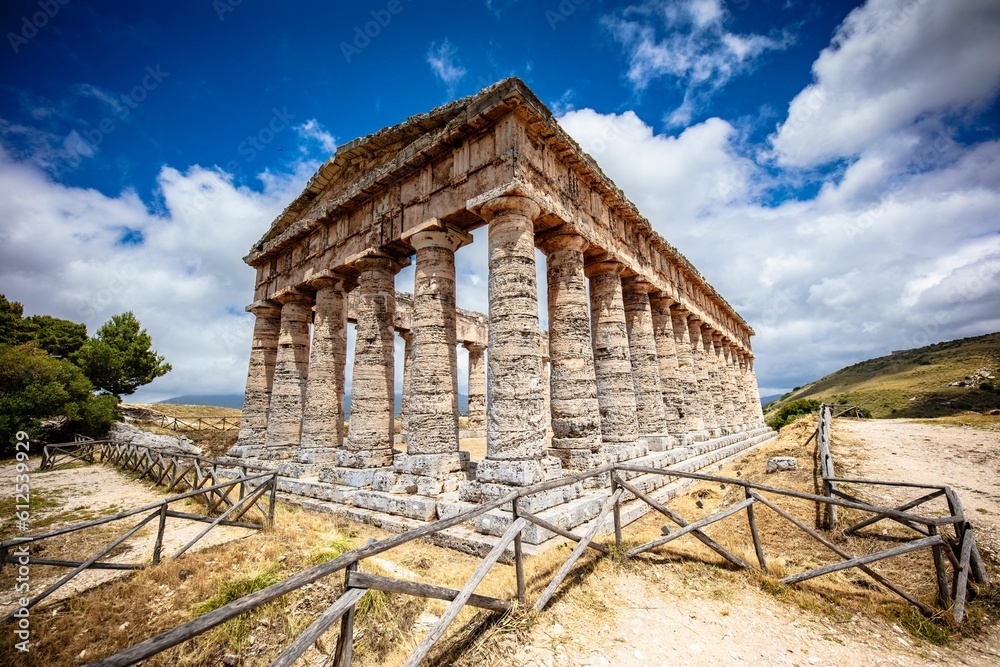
[[226, 78, 771, 546]]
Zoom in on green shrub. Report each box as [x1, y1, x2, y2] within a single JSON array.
[[766, 399, 822, 430]]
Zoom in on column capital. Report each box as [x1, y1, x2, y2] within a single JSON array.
[[398, 329, 413, 342], [306, 270, 356, 293], [475, 194, 541, 222], [648, 292, 676, 307], [536, 227, 588, 255], [345, 249, 411, 274], [245, 299, 282, 316], [584, 256, 624, 278], [621, 276, 658, 294], [403, 218, 473, 252], [462, 341, 487, 353], [273, 288, 313, 306]]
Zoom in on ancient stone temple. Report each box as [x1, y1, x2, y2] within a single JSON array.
[[226, 78, 772, 547]]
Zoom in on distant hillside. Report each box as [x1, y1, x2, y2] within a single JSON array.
[[158, 394, 244, 409], [764, 332, 1000, 419], [760, 393, 784, 407]]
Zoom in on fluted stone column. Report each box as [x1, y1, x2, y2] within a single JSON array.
[[262, 291, 313, 456], [475, 195, 550, 486], [296, 276, 353, 469], [233, 300, 281, 454], [699, 324, 722, 435], [747, 354, 765, 423], [671, 306, 704, 433], [541, 352, 551, 434], [464, 342, 486, 432], [403, 225, 470, 457], [622, 278, 667, 436], [726, 344, 748, 430], [336, 253, 399, 472], [587, 258, 643, 461], [650, 294, 683, 434], [712, 333, 736, 431], [687, 315, 714, 434], [538, 231, 603, 472], [399, 331, 413, 435], [735, 350, 751, 425]]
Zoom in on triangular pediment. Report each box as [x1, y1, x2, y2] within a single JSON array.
[[254, 77, 550, 249]]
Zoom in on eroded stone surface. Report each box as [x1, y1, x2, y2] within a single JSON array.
[[623, 278, 667, 435], [588, 260, 640, 445], [263, 291, 313, 456], [235, 301, 280, 450], [539, 230, 603, 463]]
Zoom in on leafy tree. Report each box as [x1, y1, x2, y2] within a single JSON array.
[[25, 315, 88, 358], [0, 294, 35, 347], [0, 344, 118, 453], [75, 311, 172, 399], [766, 399, 822, 430]]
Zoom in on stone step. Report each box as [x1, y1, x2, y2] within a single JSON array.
[[472, 428, 776, 545]]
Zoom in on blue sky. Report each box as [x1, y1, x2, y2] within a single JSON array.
[[1, 0, 998, 403]]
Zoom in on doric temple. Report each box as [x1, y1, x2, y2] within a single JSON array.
[[225, 78, 772, 547]]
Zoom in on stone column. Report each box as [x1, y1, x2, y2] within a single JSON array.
[[650, 294, 683, 434], [476, 195, 550, 486], [464, 343, 486, 432], [399, 331, 413, 434], [735, 350, 751, 426], [538, 231, 603, 473], [698, 323, 722, 436], [262, 290, 313, 456], [726, 344, 748, 430], [688, 318, 714, 434], [541, 352, 551, 434], [670, 306, 702, 433], [233, 300, 281, 454], [403, 225, 470, 456], [587, 258, 643, 461], [296, 275, 353, 468], [747, 354, 765, 423], [712, 333, 736, 432], [336, 253, 399, 471], [622, 278, 667, 436]]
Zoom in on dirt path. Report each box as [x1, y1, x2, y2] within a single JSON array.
[[0, 458, 256, 614], [512, 419, 1000, 667], [833, 419, 1000, 560]]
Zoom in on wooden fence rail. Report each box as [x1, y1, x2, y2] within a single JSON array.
[[71, 441, 988, 667], [0, 464, 278, 624], [136, 415, 238, 432]]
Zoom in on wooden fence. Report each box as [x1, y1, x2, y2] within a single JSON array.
[[813, 403, 990, 620], [138, 415, 239, 432], [2, 440, 279, 624], [81, 449, 990, 667]]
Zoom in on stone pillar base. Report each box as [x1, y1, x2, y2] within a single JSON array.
[[365, 451, 472, 498], [226, 444, 294, 461], [547, 448, 608, 488], [318, 466, 392, 488], [603, 440, 649, 463], [332, 448, 395, 469], [639, 433, 678, 452]]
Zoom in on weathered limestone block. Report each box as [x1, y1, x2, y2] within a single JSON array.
[[587, 259, 641, 445], [538, 230, 603, 467], [464, 342, 486, 431], [475, 195, 548, 483], [263, 291, 313, 456], [622, 278, 668, 435], [403, 223, 470, 456], [234, 300, 281, 451], [649, 293, 683, 432], [298, 275, 353, 462], [340, 253, 400, 469], [766, 456, 797, 473], [671, 306, 704, 433]]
